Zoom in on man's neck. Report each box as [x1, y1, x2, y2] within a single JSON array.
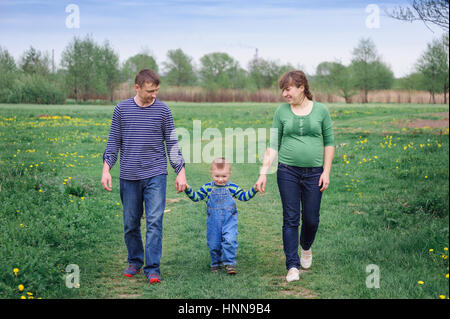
[[134, 95, 155, 108]]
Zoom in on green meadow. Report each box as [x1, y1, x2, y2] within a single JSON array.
[[0, 102, 448, 299]]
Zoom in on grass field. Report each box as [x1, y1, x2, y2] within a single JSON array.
[[0, 102, 448, 299]]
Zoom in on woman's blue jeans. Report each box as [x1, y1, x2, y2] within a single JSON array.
[[120, 175, 167, 277], [277, 163, 323, 270]]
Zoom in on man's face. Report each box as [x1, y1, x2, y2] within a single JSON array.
[[135, 82, 160, 105]]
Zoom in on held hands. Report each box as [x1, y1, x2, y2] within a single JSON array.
[[175, 167, 187, 193], [254, 174, 267, 194], [254, 171, 330, 193]]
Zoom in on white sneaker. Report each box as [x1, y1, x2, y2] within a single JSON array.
[[286, 267, 300, 282], [301, 248, 312, 269]]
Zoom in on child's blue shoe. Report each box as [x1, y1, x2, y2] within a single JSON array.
[[123, 265, 141, 278], [147, 273, 161, 284]]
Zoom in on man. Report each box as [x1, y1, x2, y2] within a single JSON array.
[[101, 69, 187, 284]]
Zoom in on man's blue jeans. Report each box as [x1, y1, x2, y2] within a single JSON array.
[[277, 163, 323, 270], [120, 175, 167, 277]]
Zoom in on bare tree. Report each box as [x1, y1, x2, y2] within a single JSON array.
[[387, 0, 449, 31]]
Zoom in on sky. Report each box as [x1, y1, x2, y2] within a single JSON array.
[[0, 0, 447, 77]]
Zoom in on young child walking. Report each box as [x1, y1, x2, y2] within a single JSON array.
[[184, 157, 258, 274]]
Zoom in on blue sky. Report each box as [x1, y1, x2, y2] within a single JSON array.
[[0, 0, 446, 77]]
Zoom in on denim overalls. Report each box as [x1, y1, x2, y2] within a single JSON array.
[[206, 184, 239, 267]]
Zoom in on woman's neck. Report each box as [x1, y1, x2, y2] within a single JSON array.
[[291, 95, 310, 109]]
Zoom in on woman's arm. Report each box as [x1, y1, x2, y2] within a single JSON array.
[[254, 147, 278, 193], [319, 145, 335, 192]]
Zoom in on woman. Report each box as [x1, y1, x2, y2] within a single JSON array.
[[255, 70, 335, 282]]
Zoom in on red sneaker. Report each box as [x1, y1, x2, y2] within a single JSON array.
[[147, 273, 161, 284], [123, 265, 141, 278]]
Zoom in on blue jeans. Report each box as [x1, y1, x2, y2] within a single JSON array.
[[206, 186, 239, 267], [120, 175, 167, 277], [277, 163, 323, 270]]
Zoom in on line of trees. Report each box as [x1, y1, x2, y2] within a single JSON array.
[[315, 35, 449, 104], [0, 34, 448, 104]]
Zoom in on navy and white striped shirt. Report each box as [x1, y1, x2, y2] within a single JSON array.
[[103, 98, 185, 180]]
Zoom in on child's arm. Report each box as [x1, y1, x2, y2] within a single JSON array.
[[228, 183, 258, 201], [184, 183, 210, 202]]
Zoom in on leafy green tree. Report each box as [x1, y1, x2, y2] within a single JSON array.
[[0, 46, 17, 88], [416, 33, 449, 103], [397, 72, 426, 102], [199, 52, 244, 90], [97, 41, 121, 102], [351, 38, 395, 103], [315, 61, 357, 103], [122, 53, 158, 84], [61, 36, 121, 102], [61, 35, 98, 101], [163, 48, 197, 86], [19, 46, 50, 76], [248, 57, 292, 89]]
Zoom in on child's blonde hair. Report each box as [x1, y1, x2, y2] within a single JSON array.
[[210, 157, 231, 172]]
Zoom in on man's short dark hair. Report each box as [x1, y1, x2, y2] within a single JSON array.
[[135, 69, 160, 87]]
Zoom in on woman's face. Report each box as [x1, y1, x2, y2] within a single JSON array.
[[282, 85, 304, 105]]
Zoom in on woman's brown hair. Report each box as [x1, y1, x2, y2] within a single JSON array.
[[278, 70, 313, 100]]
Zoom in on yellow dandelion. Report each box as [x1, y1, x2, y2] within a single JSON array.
[[13, 268, 19, 276], [18, 284, 24, 291], [20, 296, 26, 299], [444, 247, 448, 251], [425, 176, 428, 179], [26, 292, 33, 296], [440, 295, 446, 299], [429, 249, 434, 252], [445, 274, 448, 279], [418, 281, 424, 285]]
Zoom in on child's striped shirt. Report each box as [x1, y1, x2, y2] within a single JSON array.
[[185, 181, 257, 202]]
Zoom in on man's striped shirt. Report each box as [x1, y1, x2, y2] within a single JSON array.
[[185, 181, 258, 202], [103, 98, 185, 180]]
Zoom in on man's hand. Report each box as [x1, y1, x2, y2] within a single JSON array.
[[175, 167, 187, 193], [101, 162, 112, 191]]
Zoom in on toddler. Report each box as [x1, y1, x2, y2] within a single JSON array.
[[185, 157, 258, 274]]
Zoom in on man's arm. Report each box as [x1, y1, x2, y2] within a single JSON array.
[[101, 105, 121, 191], [162, 106, 187, 192]]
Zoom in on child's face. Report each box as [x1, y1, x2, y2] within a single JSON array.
[[211, 167, 231, 186]]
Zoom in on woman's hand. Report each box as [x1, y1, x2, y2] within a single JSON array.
[[318, 171, 330, 192], [255, 174, 267, 194]]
